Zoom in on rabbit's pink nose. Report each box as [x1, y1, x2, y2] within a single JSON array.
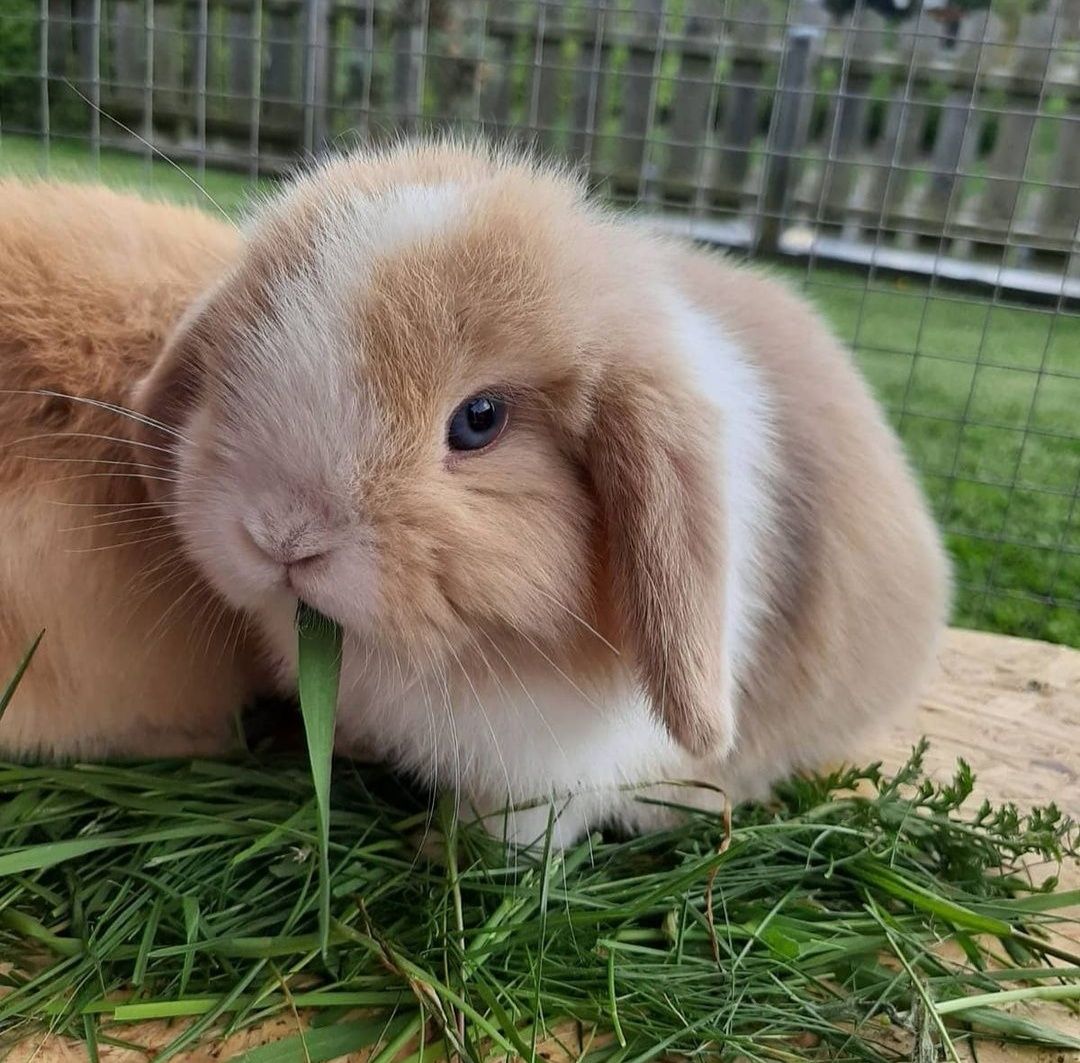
[[241, 518, 328, 570]]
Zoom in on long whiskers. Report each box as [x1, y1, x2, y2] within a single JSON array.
[[59, 78, 238, 225], [473, 627, 571, 773], [13, 454, 174, 477], [528, 585, 621, 657], [1, 428, 179, 457], [66, 531, 178, 555], [441, 634, 518, 844], [61, 514, 175, 534]]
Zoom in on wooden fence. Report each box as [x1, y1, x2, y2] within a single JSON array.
[[21, 0, 1080, 269]]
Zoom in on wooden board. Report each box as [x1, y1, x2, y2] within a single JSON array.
[[7, 628, 1080, 1063], [870, 628, 1080, 816]]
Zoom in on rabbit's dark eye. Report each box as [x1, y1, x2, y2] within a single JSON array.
[[448, 395, 508, 452]]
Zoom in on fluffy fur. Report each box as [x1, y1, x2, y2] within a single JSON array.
[[0, 181, 261, 757], [0, 143, 950, 845]]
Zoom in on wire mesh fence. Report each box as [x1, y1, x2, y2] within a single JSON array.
[[1, 0, 1079, 645]]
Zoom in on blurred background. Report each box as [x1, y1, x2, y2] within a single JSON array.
[[0, 0, 1078, 646]]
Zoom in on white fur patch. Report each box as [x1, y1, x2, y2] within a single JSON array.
[[313, 183, 465, 312], [659, 287, 777, 684], [220, 183, 468, 485]]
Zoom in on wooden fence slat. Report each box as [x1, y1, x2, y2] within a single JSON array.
[[72, 0, 98, 91], [614, 0, 662, 196], [111, 0, 144, 91], [712, 0, 769, 208], [970, 10, 1055, 246], [150, 0, 181, 120], [527, 1, 565, 153], [227, 1, 256, 125], [915, 85, 981, 235], [662, 0, 716, 200], [47, 0, 71, 79], [567, 0, 607, 165], [1034, 100, 1080, 254], [301, 0, 329, 150], [813, 7, 882, 227], [391, 0, 424, 135], [425, 0, 478, 130], [859, 91, 926, 233], [262, 0, 300, 138], [340, 2, 374, 137], [477, 20, 513, 138]]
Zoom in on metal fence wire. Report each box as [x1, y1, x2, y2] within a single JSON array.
[[1, 0, 1079, 645]]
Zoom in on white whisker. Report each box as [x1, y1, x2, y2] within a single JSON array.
[[13, 454, 173, 475], [529, 585, 621, 656], [0, 389, 191, 444], [59, 79, 238, 225], [1, 428, 177, 457]]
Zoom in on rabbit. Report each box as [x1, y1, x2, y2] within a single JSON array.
[[0, 180, 264, 758], [0, 141, 950, 846]]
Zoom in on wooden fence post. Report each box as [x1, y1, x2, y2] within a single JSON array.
[[755, 24, 817, 254]]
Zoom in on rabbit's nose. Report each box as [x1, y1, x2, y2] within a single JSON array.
[[241, 516, 329, 570]]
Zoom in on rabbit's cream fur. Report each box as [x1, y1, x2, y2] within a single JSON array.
[[0, 181, 261, 757], [0, 144, 949, 844]]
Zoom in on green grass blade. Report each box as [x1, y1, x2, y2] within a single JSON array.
[[295, 603, 343, 957], [936, 984, 1080, 1016], [0, 630, 44, 720], [850, 858, 1014, 936], [958, 1007, 1080, 1049], [231, 1017, 406, 1063]]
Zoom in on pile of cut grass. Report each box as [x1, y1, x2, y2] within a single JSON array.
[[1, 742, 1078, 1062]]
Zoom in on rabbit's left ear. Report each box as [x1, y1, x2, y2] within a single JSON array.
[[586, 364, 734, 757]]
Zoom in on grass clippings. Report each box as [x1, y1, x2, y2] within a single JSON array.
[[0, 741, 1078, 1062]]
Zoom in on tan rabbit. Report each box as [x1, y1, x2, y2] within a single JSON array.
[[0, 181, 261, 758], [0, 143, 949, 844]]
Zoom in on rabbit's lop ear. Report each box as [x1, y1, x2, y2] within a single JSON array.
[[133, 293, 214, 437], [129, 291, 218, 500], [587, 365, 734, 758]]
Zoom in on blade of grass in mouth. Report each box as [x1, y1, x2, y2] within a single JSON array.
[[0, 629, 45, 721], [296, 602, 343, 955]]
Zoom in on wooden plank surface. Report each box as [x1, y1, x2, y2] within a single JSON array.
[[7, 627, 1080, 1063]]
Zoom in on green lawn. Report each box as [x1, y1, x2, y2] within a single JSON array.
[[0, 132, 268, 213], [788, 266, 1080, 646], [3, 134, 1079, 646]]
